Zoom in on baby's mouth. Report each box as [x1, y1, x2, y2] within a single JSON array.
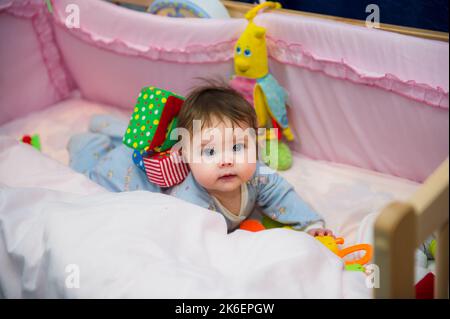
[[218, 174, 237, 181]]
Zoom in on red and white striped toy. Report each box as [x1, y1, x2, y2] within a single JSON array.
[[143, 150, 190, 188]]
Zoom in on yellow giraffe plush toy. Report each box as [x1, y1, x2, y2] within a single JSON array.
[[230, 2, 294, 170]]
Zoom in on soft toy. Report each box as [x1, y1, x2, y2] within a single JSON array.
[[123, 86, 184, 153], [21, 134, 41, 151], [239, 219, 266, 232], [261, 214, 285, 229], [148, 0, 230, 19], [123, 86, 189, 188], [142, 149, 189, 187], [230, 2, 294, 171]]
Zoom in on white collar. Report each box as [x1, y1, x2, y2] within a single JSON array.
[[212, 183, 248, 223]]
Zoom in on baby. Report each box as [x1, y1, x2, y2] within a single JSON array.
[[169, 84, 332, 235], [68, 84, 333, 236]]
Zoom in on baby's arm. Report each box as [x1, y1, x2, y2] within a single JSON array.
[[254, 162, 332, 235]]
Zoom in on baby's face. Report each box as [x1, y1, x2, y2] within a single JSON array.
[[183, 117, 257, 195]]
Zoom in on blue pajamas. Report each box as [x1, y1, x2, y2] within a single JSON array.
[[169, 165, 323, 231], [68, 114, 162, 193], [69, 115, 324, 232]]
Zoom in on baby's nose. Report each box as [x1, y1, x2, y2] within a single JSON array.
[[219, 161, 233, 168], [219, 152, 234, 168]]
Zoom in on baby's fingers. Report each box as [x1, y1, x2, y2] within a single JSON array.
[[323, 229, 335, 238], [307, 229, 319, 237], [307, 228, 335, 238], [312, 229, 325, 236], [321, 229, 330, 236]]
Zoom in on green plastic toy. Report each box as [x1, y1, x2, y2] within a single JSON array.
[[345, 264, 365, 272]]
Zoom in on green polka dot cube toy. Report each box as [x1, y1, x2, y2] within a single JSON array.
[[122, 86, 185, 153]]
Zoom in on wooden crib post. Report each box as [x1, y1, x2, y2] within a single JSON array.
[[409, 158, 449, 299], [435, 221, 449, 298], [374, 202, 417, 298]]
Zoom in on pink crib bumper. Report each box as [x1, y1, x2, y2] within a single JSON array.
[[47, 0, 449, 109]]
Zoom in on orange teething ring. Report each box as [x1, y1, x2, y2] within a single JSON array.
[[337, 244, 373, 265]]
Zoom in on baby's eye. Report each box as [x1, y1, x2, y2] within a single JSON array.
[[236, 46, 242, 54], [202, 147, 215, 157], [233, 143, 245, 152], [244, 49, 252, 57]]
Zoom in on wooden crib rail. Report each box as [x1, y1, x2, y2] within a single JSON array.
[[375, 159, 449, 299], [113, 0, 449, 42], [411, 158, 449, 299]]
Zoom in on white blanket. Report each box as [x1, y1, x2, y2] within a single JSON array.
[[0, 136, 370, 298], [0, 99, 421, 298]]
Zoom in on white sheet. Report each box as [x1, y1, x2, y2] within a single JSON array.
[[0, 96, 128, 165], [0, 98, 422, 298]]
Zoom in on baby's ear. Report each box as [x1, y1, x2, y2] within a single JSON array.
[[179, 148, 186, 162], [178, 146, 190, 164]]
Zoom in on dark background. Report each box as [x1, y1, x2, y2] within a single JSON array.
[[234, 0, 449, 32]]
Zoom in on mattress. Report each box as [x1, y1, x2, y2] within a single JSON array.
[[0, 97, 425, 298]]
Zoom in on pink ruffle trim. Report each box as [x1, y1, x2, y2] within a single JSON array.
[[51, 17, 237, 64], [2, 0, 74, 99], [266, 37, 449, 109], [55, 11, 448, 109]]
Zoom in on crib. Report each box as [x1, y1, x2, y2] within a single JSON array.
[[0, 0, 448, 299]]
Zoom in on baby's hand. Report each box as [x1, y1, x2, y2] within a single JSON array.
[[307, 228, 335, 238]]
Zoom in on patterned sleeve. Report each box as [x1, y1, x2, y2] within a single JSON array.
[[254, 162, 324, 230], [169, 173, 215, 211]]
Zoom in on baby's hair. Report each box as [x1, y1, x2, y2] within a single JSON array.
[[177, 79, 258, 133]]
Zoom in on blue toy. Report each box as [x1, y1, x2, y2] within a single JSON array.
[[148, 0, 230, 19]]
